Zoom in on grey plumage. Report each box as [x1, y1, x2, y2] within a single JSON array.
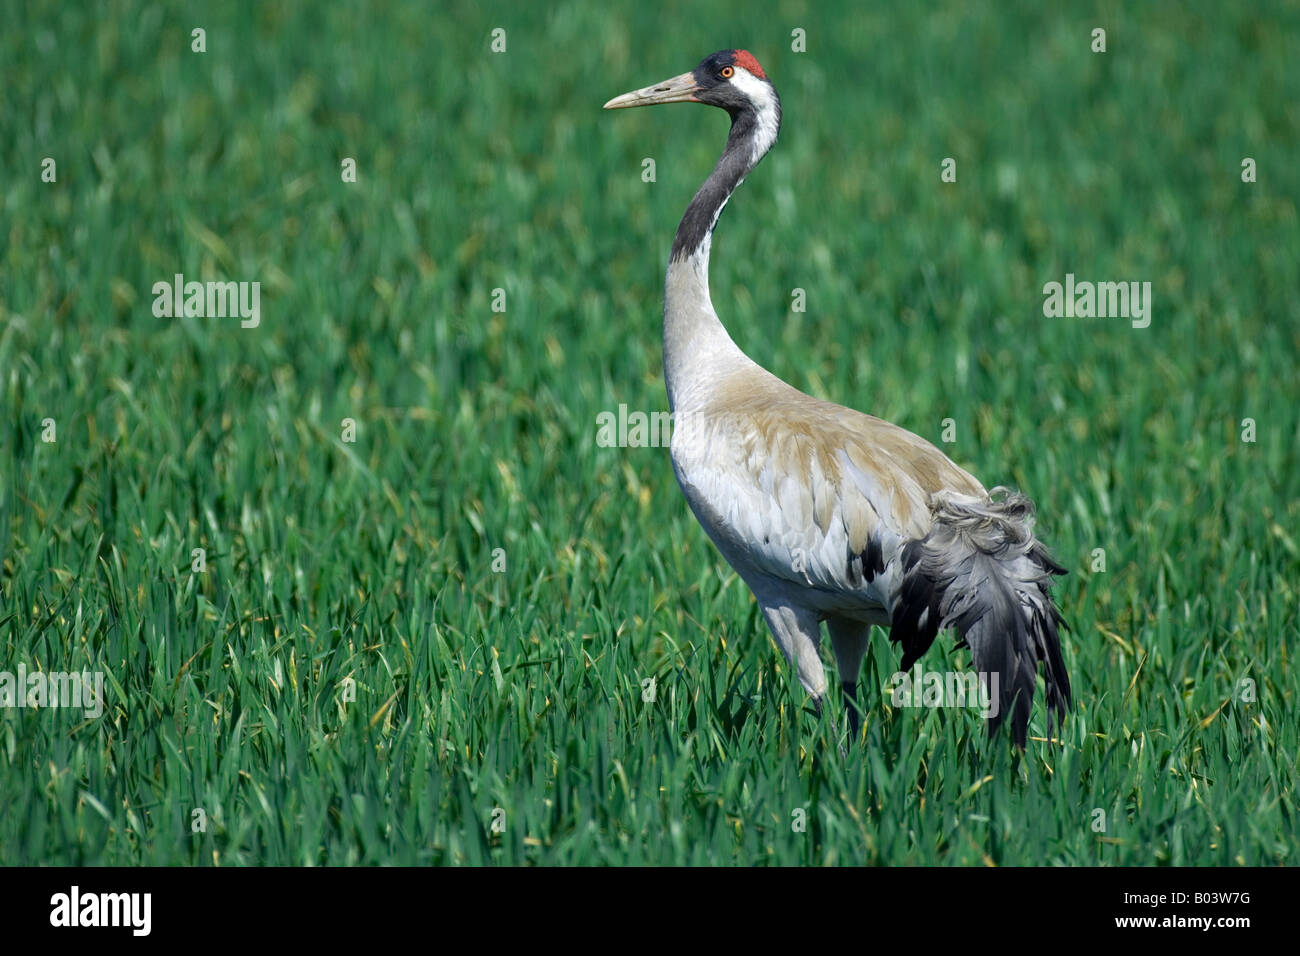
[[891, 488, 1071, 746]]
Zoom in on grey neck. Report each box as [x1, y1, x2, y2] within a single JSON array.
[[661, 110, 771, 412]]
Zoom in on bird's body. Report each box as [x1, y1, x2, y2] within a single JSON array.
[[606, 50, 1071, 746]]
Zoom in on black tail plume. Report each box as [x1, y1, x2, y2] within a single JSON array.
[[890, 487, 1071, 747]]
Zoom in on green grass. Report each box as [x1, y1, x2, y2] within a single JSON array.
[[2, 0, 1298, 865]]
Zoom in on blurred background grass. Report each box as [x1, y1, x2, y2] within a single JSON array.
[[1, 0, 1298, 864]]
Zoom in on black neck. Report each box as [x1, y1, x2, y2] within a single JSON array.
[[669, 109, 765, 262]]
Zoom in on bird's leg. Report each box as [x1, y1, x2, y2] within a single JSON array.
[[806, 692, 851, 759], [755, 597, 839, 750], [756, 599, 827, 701], [842, 680, 860, 739], [828, 617, 871, 745]]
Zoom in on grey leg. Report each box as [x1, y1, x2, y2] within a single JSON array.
[[828, 617, 871, 742]]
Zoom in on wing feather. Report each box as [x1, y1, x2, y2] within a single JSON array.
[[671, 368, 985, 613]]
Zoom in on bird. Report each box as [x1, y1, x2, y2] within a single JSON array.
[[603, 50, 1071, 747]]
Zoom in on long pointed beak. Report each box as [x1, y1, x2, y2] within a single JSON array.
[[603, 71, 701, 109]]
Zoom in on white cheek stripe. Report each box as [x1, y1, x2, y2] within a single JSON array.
[[730, 68, 779, 164]]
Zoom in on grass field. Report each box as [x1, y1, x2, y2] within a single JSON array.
[[2, 0, 1298, 865]]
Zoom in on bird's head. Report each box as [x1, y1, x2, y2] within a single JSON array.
[[603, 49, 778, 123]]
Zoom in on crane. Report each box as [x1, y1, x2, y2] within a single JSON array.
[[604, 50, 1071, 747]]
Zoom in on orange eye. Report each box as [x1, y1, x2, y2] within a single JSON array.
[[720, 66, 734, 78]]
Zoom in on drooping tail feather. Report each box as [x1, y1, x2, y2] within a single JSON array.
[[890, 487, 1071, 747]]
